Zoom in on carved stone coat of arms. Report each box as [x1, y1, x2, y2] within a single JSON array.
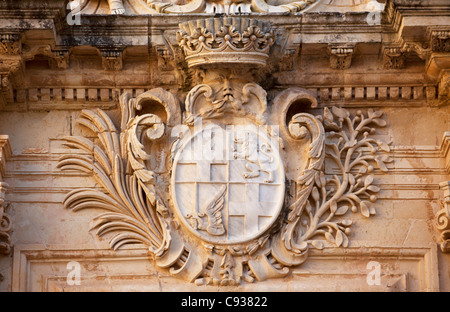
[[57, 17, 392, 285]]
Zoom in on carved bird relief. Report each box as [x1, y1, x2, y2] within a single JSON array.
[[186, 185, 227, 236]]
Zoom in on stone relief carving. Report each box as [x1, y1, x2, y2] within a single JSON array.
[[58, 17, 393, 285], [382, 38, 432, 70], [329, 44, 355, 70], [177, 18, 275, 69], [0, 34, 22, 56], [436, 70, 450, 107], [77, 0, 317, 14], [158, 0, 316, 14], [58, 88, 179, 257], [437, 181, 450, 253], [108, 0, 126, 14], [183, 70, 269, 125], [275, 106, 391, 263], [431, 31, 450, 53], [0, 34, 22, 103], [0, 187, 11, 255], [233, 136, 275, 183], [383, 46, 405, 70], [58, 89, 392, 284], [438, 133, 450, 253], [100, 48, 124, 71], [21, 45, 71, 70]]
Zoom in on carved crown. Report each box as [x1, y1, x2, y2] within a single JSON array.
[[176, 17, 275, 68]]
